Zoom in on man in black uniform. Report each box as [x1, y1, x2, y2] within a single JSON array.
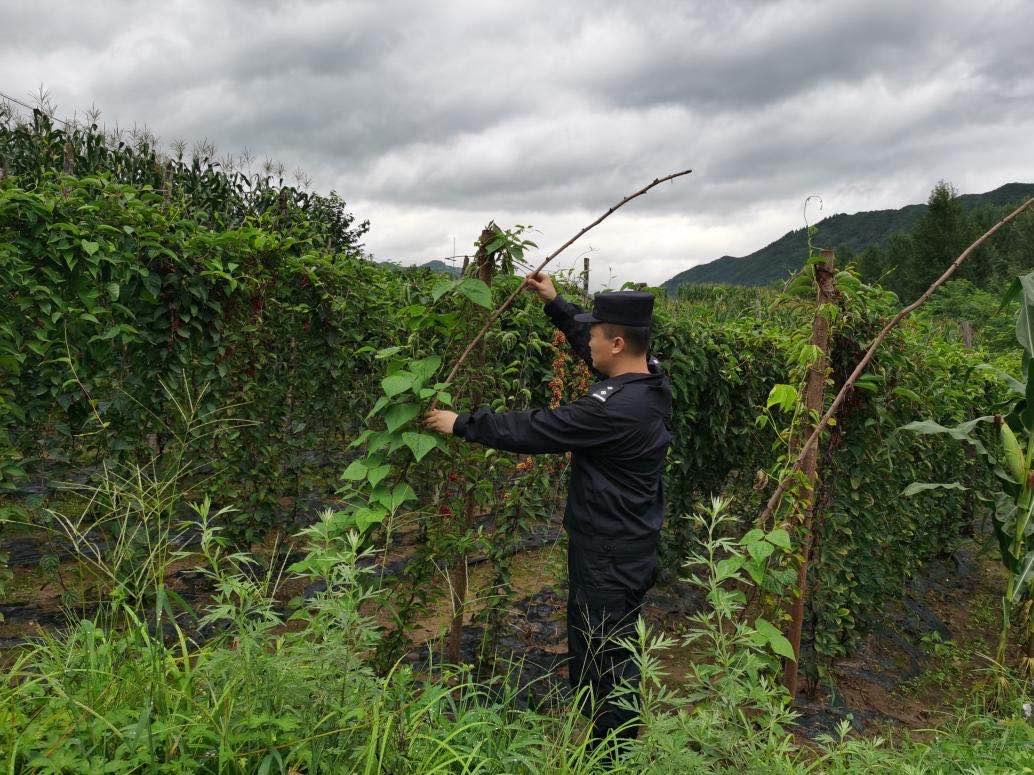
[[424, 272, 672, 745]]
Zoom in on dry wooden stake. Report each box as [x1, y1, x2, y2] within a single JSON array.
[[782, 249, 836, 697]]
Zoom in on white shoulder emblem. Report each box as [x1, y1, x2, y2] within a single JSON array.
[[591, 385, 617, 403]]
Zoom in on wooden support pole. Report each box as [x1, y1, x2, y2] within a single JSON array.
[[62, 140, 75, 175], [959, 320, 974, 348], [782, 249, 836, 697], [162, 163, 173, 205], [446, 224, 496, 665], [583, 255, 590, 298]]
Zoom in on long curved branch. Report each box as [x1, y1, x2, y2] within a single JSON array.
[[758, 196, 1034, 524], [432, 169, 693, 406]]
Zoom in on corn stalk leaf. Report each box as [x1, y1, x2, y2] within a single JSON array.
[[899, 416, 994, 457], [974, 363, 1025, 397], [1011, 551, 1034, 602], [1015, 271, 1034, 358]]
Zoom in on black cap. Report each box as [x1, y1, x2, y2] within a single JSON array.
[[573, 291, 655, 327]]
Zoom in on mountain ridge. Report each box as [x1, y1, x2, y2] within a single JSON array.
[[662, 182, 1034, 291]]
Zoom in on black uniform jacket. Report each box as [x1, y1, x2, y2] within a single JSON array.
[[453, 295, 673, 542]]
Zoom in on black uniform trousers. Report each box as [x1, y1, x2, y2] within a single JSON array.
[[566, 532, 658, 743]]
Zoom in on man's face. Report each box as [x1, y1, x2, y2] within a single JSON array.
[[588, 324, 618, 374]]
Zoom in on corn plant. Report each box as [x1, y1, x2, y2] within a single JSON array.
[[904, 270, 1034, 672]]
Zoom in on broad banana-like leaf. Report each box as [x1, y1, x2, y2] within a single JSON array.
[[973, 363, 1025, 397], [998, 276, 1022, 315], [1014, 272, 1034, 358], [899, 416, 994, 457], [993, 492, 1025, 572]]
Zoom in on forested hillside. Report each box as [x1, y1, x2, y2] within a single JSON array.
[[663, 182, 1034, 291]]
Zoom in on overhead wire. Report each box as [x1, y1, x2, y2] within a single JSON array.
[[0, 88, 72, 127]]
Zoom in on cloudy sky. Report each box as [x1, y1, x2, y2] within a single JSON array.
[[3, 0, 1033, 286]]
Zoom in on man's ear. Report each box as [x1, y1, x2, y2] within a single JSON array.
[[611, 335, 626, 355]]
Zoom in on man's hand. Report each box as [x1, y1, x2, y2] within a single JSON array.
[[424, 410, 458, 435], [525, 272, 558, 302]]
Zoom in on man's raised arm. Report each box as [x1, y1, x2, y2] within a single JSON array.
[[525, 272, 597, 374]]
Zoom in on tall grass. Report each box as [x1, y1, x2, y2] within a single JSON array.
[[2, 463, 1032, 772]]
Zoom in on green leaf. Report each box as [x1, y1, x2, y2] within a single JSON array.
[[81, 240, 99, 255], [436, 391, 453, 406], [341, 460, 368, 481], [353, 506, 388, 532], [106, 282, 120, 301], [348, 430, 372, 450], [456, 277, 493, 309], [755, 617, 796, 661], [483, 236, 507, 253], [853, 378, 878, 393], [1023, 359, 1034, 431], [1016, 271, 1034, 357], [974, 364, 1025, 397], [375, 346, 402, 360], [402, 432, 437, 462], [890, 386, 921, 402], [431, 280, 457, 302], [998, 276, 1022, 315], [366, 396, 391, 419], [766, 384, 798, 412], [902, 481, 968, 497], [410, 356, 442, 383], [384, 403, 421, 434], [367, 432, 391, 454], [1012, 551, 1034, 602], [900, 416, 994, 457], [746, 540, 774, 562], [740, 528, 765, 544], [391, 483, 417, 507], [766, 528, 791, 550], [381, 372, 415, 397], [367, 464, 392, 488], [714, 556, 743, 582], [743, 558, 766, 585], [374, 483, 418, 512]]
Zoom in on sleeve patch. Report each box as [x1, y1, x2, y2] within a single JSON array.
[[591, 384, 618, 402]]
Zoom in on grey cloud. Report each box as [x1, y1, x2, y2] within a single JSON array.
[[554, 1, 949, 111], [2, 0, 1033, 286]]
